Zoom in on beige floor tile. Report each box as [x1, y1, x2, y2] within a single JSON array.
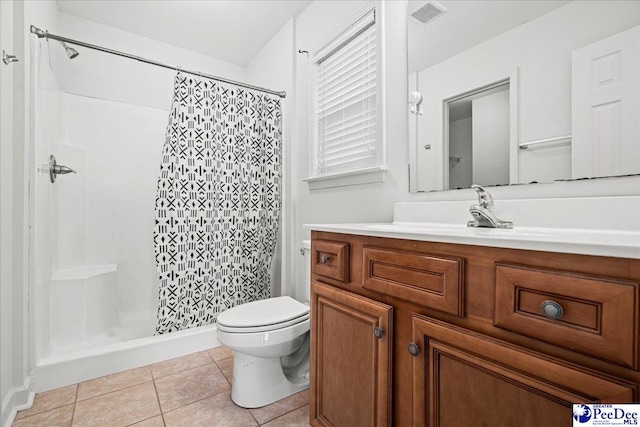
[[15, 384, 77, 419], [72, 381, 160, 427], [249, 390, 309, 425], [154, 363, 230, 412], [261, 405, 310, 427], [150, 351, 213, 379], [208, 346, 233, 362], [216, 357, 233, 383], [77, 366, 153, 401], [12, 404, 74, 427], [127, 415, 165, 427], [163, 391, 257, 427]]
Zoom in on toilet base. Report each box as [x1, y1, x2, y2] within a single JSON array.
[[230, 350, 310, 408]]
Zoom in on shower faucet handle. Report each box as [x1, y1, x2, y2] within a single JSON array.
[[48, 155, 77, 183]]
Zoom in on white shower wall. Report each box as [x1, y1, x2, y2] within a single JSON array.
[[58, 92, 167, 325], [32, 76, 62, 362]]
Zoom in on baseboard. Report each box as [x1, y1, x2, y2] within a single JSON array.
[[1, 376, 35, 427]]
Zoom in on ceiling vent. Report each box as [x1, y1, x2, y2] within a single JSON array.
[[409, 1, 448, 25]]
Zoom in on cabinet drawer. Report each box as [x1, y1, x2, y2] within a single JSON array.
[[311, 240, 349, 282], [495, 263, 639, 369], [362, 246, 463, 317]]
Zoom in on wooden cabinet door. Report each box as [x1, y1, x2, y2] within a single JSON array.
[[411, 315, 637, 427], [311, 281, 393, 427]]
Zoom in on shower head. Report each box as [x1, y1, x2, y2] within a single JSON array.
[[58, 40, 79, 59]]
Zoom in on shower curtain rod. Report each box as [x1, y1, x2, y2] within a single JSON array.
[[29, 25, 287, 99]]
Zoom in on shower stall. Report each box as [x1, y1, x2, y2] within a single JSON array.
[[28, 21, 283, 392]]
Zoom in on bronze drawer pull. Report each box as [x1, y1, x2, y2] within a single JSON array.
[[540, 300, 564, 320]]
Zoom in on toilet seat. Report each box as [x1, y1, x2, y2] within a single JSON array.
[[217, 296, 310, 334]]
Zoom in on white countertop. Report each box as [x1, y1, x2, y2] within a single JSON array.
[[304, 222, 640, 259]]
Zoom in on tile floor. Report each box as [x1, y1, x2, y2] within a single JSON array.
[[13, 346, 311, 427]]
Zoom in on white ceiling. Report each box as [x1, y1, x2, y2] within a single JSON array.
[[56, 0, 312, 67], [57, 1, 571, 71]]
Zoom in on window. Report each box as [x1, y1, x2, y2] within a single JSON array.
[[305, 7, 385, 189]]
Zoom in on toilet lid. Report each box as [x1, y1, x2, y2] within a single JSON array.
[[217, 296, 310, 331]]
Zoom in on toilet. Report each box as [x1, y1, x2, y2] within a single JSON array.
[[215, 240, 311, 408]]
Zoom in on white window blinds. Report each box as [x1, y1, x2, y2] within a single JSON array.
[[315, 11, 377, 176]]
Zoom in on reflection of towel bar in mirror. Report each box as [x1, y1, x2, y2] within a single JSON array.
[[518, 135, 572, 150]]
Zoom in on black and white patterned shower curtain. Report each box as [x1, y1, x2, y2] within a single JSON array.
[[153, 73, 282, 334]]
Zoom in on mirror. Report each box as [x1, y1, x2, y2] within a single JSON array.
[[408, 0, 640, 192]]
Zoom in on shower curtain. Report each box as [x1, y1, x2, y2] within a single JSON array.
[[153, 73, 282, 334]]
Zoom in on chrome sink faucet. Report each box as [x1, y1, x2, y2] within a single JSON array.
[[467, 185, 513, 229]]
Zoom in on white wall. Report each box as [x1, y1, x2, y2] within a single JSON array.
[[1, 1, 60, 425], [0, 1, 21, 425], [0, 0, 13, 403], [246, 18, 295, 298], [292, 1, 409, 289], [53, 12, 245, 110]]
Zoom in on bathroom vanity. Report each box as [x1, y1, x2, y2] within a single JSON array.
[[306, 211, 640, 426]]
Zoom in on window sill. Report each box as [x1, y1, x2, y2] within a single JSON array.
[[304, 166, 387, 190]]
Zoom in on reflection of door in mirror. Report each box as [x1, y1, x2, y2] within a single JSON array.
[[447, 84, 509, 189], [572, 25, 640, 179]]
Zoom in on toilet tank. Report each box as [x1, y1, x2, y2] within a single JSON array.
[[301, 240, 311, 303]]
